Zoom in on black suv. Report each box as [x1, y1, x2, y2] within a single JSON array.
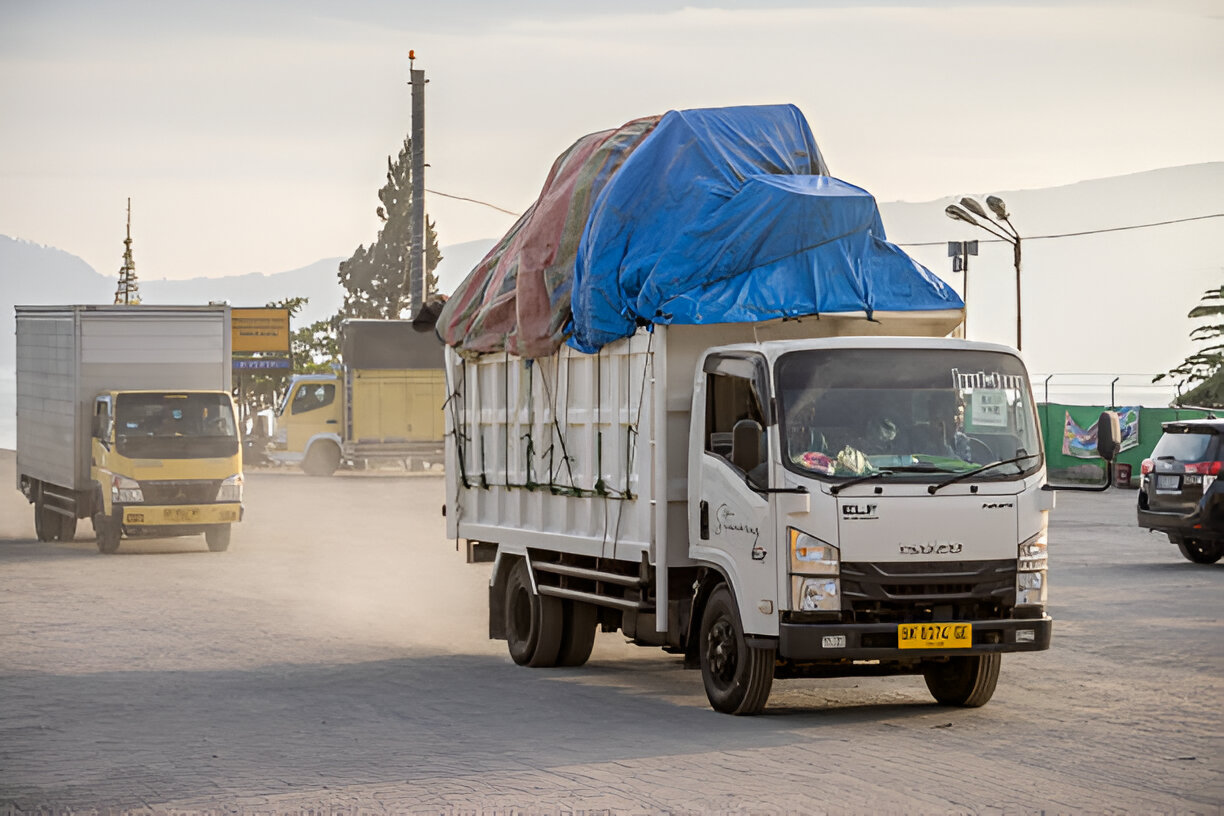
[[1137, 419, 1224, 564]]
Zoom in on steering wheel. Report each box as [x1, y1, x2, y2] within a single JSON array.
[[968, 437, 994, 464]]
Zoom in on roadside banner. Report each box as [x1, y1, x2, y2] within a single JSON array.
[[1063, 406, 1140, 458]]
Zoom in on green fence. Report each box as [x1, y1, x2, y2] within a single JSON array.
[[1038, 404, 1214, 483]]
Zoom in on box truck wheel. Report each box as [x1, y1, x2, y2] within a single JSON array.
[[505, 559, 563, 667], [205, 524, 231, 552], [699, 584, 774, 715], [94, 515, 121, 554], [57, 513, 76, 542], [34, 500, 55, 542], [556, 600, 598, 667], [303, 441, 341, 476], [922, 653, 1001, 707]]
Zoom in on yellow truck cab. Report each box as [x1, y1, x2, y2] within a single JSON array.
[[15, 305, 242, 554], [91, 389, 243, 553], [270, 319, 445, 475]]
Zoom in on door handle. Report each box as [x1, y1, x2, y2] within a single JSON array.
[[326, 420, 338, 424], [699, 500, 709, 540]]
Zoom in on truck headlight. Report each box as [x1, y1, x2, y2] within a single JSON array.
[[790, 529, 838, 575], [1019, 532, 1047, 572], [790, 529, 840, 611], [216, 474, 243, 503], [793, 576, 840, 612], [111, 475, 143, 504], [1016, 570, 1047, 606]]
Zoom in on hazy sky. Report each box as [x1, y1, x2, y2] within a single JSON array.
[[1, 0, 1221, 283]]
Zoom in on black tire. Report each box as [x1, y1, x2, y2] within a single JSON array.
[[205, 524, 232, 553], [923, 653, 1001, 707], [504, 559, 563, 668], [94, 514, 121, 555], [34, 500, 54, 542], [556, 600, 598, 667], [302, 442, 341, 476], [698, 584, 775, 715], [1177, 538, 1224, 564], [57, 512, 77, 542]]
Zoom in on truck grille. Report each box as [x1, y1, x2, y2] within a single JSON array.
[[138, 480, 222, 505], [841, 559, 1016, 624]]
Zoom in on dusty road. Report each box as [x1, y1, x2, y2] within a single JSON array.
[[0, 449, 1221, 814]]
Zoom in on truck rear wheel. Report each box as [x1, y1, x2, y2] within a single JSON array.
[[34, 501, 54, 542], [302, 442, 341, 476], [923, 653, 1001, 707], [556, 600, 598, 667], [504, 559, 563, 667], [1176, 538, 1224, 564], [205, 524, 232, 552], [57, 513, 77, 542], [699, 584, 774, 715]]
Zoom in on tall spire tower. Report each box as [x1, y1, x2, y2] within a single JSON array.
[[113, 198, 141, 305]]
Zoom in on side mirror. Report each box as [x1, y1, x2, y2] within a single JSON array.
[[91, 414, 104, 439], [1096, 411, 1121, 462]]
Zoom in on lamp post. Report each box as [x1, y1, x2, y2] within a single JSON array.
[[945, 195, 1023, 350]]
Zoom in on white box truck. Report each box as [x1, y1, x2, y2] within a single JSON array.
[[444, 314, 1122, 714], [15, 305, 243, 553]]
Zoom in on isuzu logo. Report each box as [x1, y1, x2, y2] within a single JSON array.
[[899, 542, 964, 555]]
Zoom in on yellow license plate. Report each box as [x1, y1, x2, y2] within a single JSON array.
[[166, 508, 200, 522], [898, 622, 972, 649]]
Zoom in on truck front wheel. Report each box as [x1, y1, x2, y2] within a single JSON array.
[[94, 514, 121, 554], [504, 559, 563, 667], [302, 442, 341, 476], [205, 524, 231, 552], [922, 653, 1001, 707], [699, 584, 774, 715]]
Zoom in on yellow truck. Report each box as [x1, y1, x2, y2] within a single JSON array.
[[270, 319, 445, 475], [15, 305, 243, 553]]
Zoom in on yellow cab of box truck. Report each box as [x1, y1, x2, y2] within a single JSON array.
[[90, 389, 243, 553], [270, 319, 446, 475]]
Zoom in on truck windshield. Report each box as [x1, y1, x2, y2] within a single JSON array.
[[114, 393, 239, 459], [776, 348, 1040, 482]]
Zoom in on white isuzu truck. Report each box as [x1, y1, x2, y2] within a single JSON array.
[[443, 314, 1099, 714], [434, 104, 1118, 714]]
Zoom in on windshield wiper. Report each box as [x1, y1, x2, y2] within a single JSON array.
[[829, 470, 891, 495], [927, 453, 1041, 495]]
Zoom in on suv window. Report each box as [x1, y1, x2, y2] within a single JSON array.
[[1152, 430, 1214, 463]]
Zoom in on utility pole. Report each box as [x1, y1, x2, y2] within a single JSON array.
[[113, 198, 141, 305], [408, 50, 427, 319]]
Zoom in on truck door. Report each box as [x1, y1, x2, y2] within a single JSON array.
[[285, 380, 340, 453], [689, 353, 779, 636]]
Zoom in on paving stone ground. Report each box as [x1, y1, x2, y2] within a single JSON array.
[[0, 450, 1220, 814]]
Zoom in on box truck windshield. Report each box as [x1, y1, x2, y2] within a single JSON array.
[[776, 348, 1040, 481], [114, 393, 239, 459]]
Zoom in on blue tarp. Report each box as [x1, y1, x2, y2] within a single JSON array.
[[439, 103, 963, 358], [568, 104, 962, 353]]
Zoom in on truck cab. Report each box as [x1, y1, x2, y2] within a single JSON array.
[[90, 389, 243, 553], [687, 337, 1051, 710]]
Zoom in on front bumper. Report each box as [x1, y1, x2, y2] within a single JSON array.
[[120, 503, 242, 527], [778, 615, 1052, 661]]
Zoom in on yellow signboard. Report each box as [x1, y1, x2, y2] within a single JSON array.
[[232, 308, 291, 353]]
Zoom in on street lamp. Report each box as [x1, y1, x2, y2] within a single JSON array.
[[945, 195, 1023, 350]]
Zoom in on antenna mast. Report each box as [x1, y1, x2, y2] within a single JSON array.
[[113, 198, 141, 305]]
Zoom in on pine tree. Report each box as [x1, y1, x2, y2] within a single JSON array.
[[1156, 278, 1224, 407], [338, 136, 442, 319]]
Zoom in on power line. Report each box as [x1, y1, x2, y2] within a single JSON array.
[[897, 212, 1224, 247], [425, 188, 519, 216]]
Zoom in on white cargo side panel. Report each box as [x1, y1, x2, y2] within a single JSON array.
[[450, 331, 657, 565], [15, 311, 79, 490]]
